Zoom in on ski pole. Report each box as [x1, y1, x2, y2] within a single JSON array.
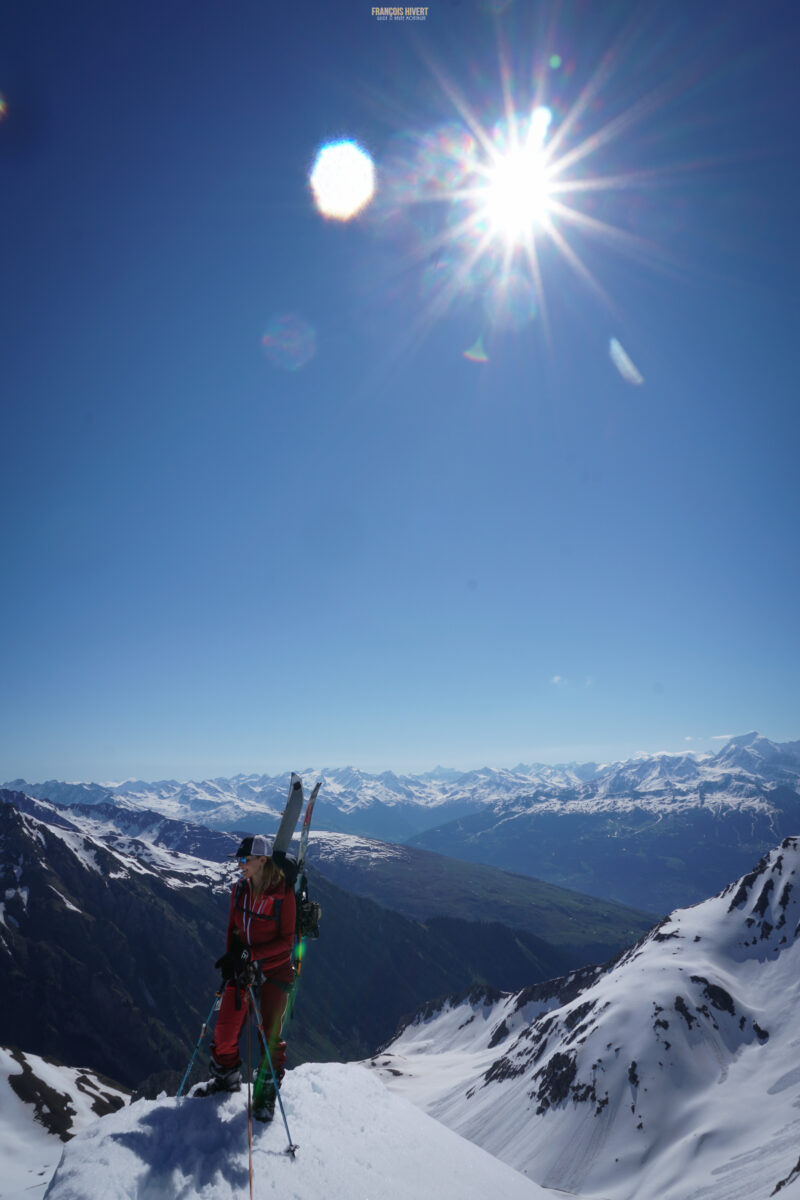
[[177, 992, 221, 1097], [246, 982, 298, 1156], [246, 1008, 254, 1200]]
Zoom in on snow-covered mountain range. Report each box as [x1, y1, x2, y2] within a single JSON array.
[[369, 837, 800, 1199], [409, 732, 800, 912], [407, 732, 800, 911], [8, 731, 800, 834], [7, 732, 800, 912]]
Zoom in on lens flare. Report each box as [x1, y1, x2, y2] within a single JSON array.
[[609, 337, 644, 385], [261, 314, 317, 371], [463, 334, 489, 363], [310, 140, 376, 221]]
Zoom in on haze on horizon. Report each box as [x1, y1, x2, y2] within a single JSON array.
[[4, 729, 791, 789]]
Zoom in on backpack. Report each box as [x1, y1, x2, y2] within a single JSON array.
[[274, 852, 321, 941]]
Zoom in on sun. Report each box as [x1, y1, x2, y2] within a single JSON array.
[[480, 108, 555, 245], [483, 145, 553, 242]]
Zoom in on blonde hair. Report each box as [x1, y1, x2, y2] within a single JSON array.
[[252, 856, 284, 898]]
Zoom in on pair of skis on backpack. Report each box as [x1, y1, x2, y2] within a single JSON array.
[[273, 775, 322, 952], [272, 773, 320, 890]]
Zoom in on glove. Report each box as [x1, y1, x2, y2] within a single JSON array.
[[215, 942, 251, 982]]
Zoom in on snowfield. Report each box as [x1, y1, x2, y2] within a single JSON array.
[[369, 838, 800, 1199], [0, 1048, 128, 1200], [309, 830, 417, 867], [42, 1063, 551, 1200]]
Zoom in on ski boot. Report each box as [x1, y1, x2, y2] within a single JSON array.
[[191, 1059, 242, 1098], [252, 1078, 277, 1123]]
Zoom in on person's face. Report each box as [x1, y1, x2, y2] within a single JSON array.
[[238, 854, 267, 881]]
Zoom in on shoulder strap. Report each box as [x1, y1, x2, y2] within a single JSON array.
[[234, 878, 283, 924]]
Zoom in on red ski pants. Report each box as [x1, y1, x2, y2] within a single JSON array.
[[210, 969, 293, 1081]]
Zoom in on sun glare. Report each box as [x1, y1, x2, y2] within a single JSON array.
[[315, 41, 682, 360], [482, 107, 554, 244], [484, 146, 552, 240]]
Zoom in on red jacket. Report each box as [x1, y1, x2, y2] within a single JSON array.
[[226, 876, 296, 974]]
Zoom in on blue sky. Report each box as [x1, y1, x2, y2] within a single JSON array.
[[2, 0, 798, 780]]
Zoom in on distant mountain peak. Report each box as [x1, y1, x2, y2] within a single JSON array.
[[723, 730, 762, 746], [714, 731, 800, 771]]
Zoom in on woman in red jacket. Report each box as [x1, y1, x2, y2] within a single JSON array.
[[204, 834, 296, 1108]]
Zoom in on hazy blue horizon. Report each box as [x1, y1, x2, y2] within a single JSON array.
[[3, 728, 792, 786]]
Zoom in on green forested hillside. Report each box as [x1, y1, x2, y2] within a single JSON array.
[[309, 838, 655, 963]]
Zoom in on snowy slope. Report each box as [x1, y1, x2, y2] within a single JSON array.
[[0, 789, 233, 895], [0, 1048, 128, 1200], [43, 1063, 552, 1200], [369, 838, 800, 1200]]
